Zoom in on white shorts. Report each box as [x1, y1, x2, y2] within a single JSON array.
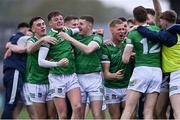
[[169, 70, 180, 96], [160, 74, 170, 92], [128, 66, 162, 93], [105, 87, 127, 104], [77, 72, 104, 103], [48, 73, 80, 98], [26, 83, 52, 103], [22, 83, 32, 105]]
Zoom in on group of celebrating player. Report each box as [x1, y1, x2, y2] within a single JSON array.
[[2, 0, 180, 119]]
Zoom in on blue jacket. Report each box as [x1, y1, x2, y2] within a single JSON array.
[[137, 25, 178, 47], [3, 32, 27, 74]]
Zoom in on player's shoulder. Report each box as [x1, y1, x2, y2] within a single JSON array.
[[128, 29, 139, 37], [146, 25, 160, 31]]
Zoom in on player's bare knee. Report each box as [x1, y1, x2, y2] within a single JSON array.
[[73, 103, 81, 112]]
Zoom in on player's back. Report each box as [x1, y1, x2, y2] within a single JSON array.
[[127, 25, 161, 67]]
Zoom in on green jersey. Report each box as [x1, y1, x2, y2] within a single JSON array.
[[26, 36, 49, 84], [73, 34, 103, 73], [43, 28, 75, 75], [101, 41, 134, 88], [127, 25, 161, 67]]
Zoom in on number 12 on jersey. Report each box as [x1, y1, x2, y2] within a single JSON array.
[[140, 38, 160, 54]]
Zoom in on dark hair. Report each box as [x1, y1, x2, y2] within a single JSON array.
[[146, 8, 155, 16], [29, 16, 43, 28], [79, 15, 94, 24], [64, 15, 78, 23], [47, 11, 63, 21], [109, 19, 123, 28], [160, 10, 177, 23], [133, 6, 147, 22], [118, 17, 127, 22], [17, 22, 29, 29]]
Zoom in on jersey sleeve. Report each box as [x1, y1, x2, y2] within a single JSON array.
[[126, 32, 134, 47], [27, 37, 35, 43], [92, 34, 103, 48], [101, 45, 110, 63]]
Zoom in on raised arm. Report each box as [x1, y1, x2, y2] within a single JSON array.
[[153, 0, 162, 26]]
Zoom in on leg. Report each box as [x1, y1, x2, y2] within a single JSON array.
[[143, 92, 159, 119], [67, 87, 81, 119], [90, 100, 103, 119], [170, 94, 180, 119], [26, 105, 36, 119], [22, 83, 36, 119], [121, 90, 141, 119], [47, 100, 57, 119], [32, 103, 47, 118], [1, 69, 23, 119], [53, 97, 67, 119], [155, 92, 169, 119], [108, 103, 121, 119], [13, 102, 23, 118]]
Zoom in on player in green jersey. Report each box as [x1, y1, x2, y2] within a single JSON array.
[[121, 6, 162, 119], [137, 9, 180, 118], [59, 16, 104, 119], [38, 11, 81, 119], [101, 19, 134, 119], [26, 16, 57, 119]]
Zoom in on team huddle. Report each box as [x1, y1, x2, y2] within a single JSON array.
[[2, 0, 180, 119]]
